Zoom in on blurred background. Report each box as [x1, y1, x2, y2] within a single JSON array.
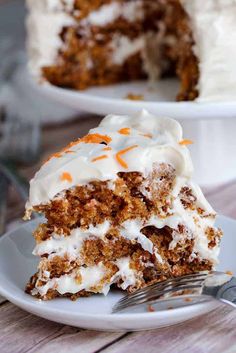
[[0, 0, 235, 235], [0, 0, 100, 232]]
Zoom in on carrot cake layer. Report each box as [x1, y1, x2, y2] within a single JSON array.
[[25, 110, 222, 300]]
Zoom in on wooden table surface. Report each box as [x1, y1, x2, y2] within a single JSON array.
[[1, 115, 236, 353]]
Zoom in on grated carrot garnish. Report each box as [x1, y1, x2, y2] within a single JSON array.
[[116, 145, 138, 169], [60, 172, 73, 183], [60, 133, 112, 154], [92, 155, 108, 162], [81, 133, 112, 144], [103, 147, 112, 151], [65, 150, 75, 154], [118, 127, 130, 135], [179, 139, 193, 146], [139, 133, 152, 138]]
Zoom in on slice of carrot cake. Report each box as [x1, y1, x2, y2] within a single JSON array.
[[25, 110, 222, 300]]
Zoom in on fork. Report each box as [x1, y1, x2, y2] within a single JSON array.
[[112, 271, 236, 313]]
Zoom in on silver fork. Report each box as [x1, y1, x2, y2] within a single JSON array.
[[112, 271, 236, 313]]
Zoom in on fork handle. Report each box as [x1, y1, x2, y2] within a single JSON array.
[[215, 277, 236, 309], [220, 298, 236, 308]]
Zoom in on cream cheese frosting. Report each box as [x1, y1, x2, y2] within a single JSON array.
[[26, 0, 75, 75], [181, 0, 236, 101], [80, 1, 143, 27], [27, 110, 193, 208], [33, 257, 139, 297]]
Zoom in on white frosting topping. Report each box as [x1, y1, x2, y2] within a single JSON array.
[[114, 257, 137, 290], [33, 221, 110, 259], [28, 110, 193, 207], [26, 0, 75, 74], [120, 219, 154, 253], [182, 0, 236, 101]]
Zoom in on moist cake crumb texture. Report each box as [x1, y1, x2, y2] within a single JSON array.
[[25, 110, 223, 300]]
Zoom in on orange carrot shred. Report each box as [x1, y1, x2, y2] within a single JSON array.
[[103, 147, 112, 151], [81, 133, 112, 144], [116, 145, 138, 169], [65, 150, 75, 154], [60, 172, 73, 183], [179, 139, 193, 146], [140, 133, 152, 139], [92, 155, 108, 162], [118, 127, 130, 135], [60, 134, 112, 154]]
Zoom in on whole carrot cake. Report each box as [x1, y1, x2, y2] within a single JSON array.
[[25, 110, 222, 300], [26, 0, 236, 102]]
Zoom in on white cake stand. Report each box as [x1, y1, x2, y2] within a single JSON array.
[[37, 79, 236, 188]]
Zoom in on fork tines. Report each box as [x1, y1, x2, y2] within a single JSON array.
[[112, 272, 208, 313]]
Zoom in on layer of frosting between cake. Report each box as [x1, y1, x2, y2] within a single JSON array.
[[32, 257, 138, 296], [80, 1, 143, 27]]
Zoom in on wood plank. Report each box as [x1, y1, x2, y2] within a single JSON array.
[[0, 295, 6, 304], [0, 303, 64, 353], [0, 303, 125, 353], [100, 306, 236, 353], [26, 330, 126, 353]]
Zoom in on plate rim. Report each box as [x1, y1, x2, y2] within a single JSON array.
[[0, 215, 232, 322], [38, 80, 236, 121]]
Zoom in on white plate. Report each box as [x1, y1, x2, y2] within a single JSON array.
[[0, 215, 235, 331], [40, 80, 236, 120]]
